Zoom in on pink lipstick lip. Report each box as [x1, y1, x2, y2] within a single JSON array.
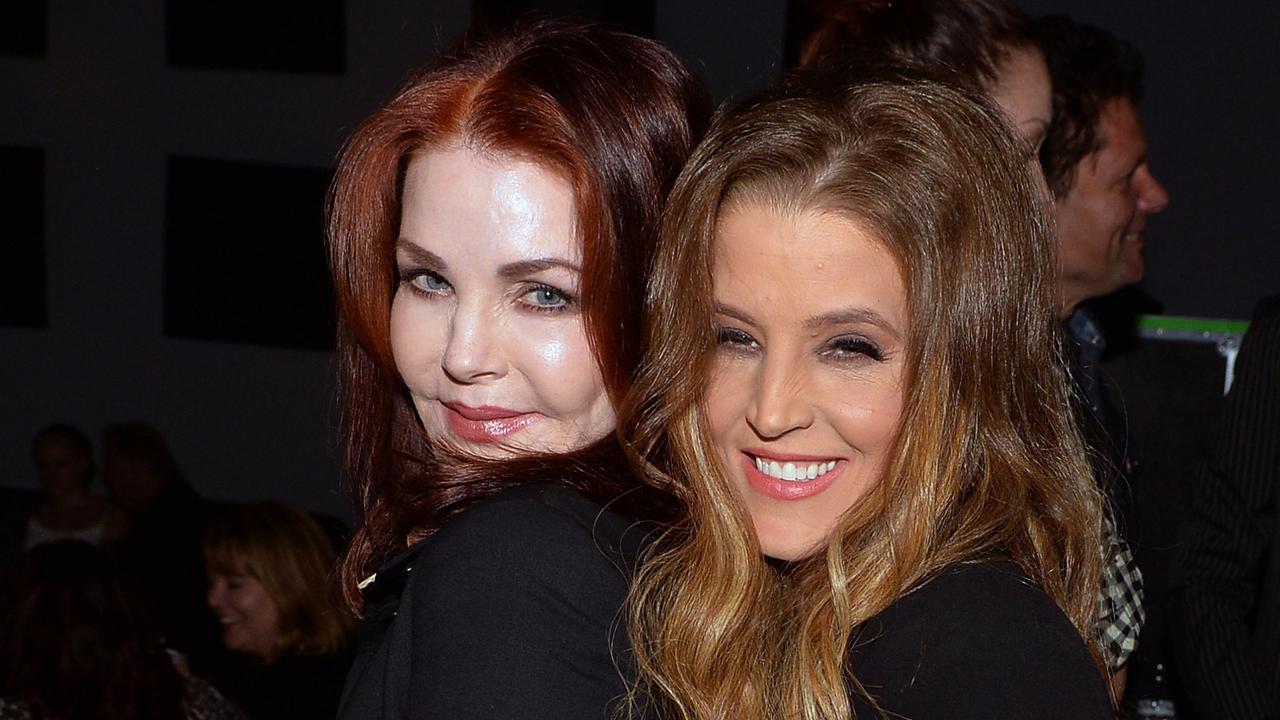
[[441, 402, 542, 443], [442, 402, 528, 421], [740, 452, 844, 501]]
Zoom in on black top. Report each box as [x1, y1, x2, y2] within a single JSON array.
[[1171, 295, 1280, 720], [338, 483, 652, 720], [213, 649, 352, 719], [847, 561, 1112, 719]]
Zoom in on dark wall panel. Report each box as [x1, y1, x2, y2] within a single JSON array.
[[0, 1, 47, 58], [164, 156, 334, 351], [0, 146, 47, 328], [166, 0, 345, 74]]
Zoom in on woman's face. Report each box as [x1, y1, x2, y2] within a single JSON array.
[[988, 44, 1053, 157], [390, 147, 614, 457], [33, 437, 91, 495], [705, 203, 908, 560], [207, 568, 281, 660]]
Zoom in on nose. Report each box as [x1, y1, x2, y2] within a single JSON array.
[[440, 299, 508, 383], [745, 352, 813, 439], [1135, 165, 1169, 214]]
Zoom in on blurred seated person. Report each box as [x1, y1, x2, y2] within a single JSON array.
[[0, 540, 245, 720], [203, 502, 354, 720], [24, 423, 125, 549], [101, 422, 223, 676]]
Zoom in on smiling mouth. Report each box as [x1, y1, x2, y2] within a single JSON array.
[[751, 455, 839, 482], [742, 451, 844, 501], [442, 402, 541, 443]]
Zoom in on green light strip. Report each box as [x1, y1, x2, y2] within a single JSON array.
[[1136, 315, 1250, 335]]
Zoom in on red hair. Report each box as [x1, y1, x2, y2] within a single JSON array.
[[327, 19, 709, 610]]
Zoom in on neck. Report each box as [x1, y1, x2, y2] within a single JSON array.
[[1058, 284, 1089, 321]]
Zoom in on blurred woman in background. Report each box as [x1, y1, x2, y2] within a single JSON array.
[[799, 0, 1051, 156], [24, 424, 123, 550], [203, 501, 352, 720]]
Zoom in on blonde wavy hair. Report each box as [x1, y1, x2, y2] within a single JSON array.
[[622, 72, 1106, 719]]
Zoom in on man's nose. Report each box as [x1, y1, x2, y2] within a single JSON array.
[[1136, 165, 1169, 215]]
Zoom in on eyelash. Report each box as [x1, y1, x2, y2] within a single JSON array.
[[397, 268, 575, 315], [714, 326, 886, 363], [518, 283, 575, 314], [715, 326, 758, 352], [824, 335, 885, 362]]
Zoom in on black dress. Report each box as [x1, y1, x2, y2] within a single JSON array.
[[847, 561, 1113, 719], [337, 483, 651, 720]]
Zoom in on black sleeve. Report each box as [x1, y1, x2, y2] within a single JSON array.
[[404, 487, 634, 720], [848, 563, 1112, 719], [1170, 300, 1280, 720]]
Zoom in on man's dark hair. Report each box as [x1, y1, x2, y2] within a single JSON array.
[[1036, 15, 1145, 198]]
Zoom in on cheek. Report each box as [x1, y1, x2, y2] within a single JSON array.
[[820, 373, 904, 456], [704, 359, 752, 445], [246, 591, 280, 630], [509, 318, 605, 415], [389, 294, 447, 385]]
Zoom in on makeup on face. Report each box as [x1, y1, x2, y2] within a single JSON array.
[[705, 203, 908, 561], [390, 146, 616, 457]]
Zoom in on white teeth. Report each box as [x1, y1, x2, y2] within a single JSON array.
[[752, 456, 838, 482]]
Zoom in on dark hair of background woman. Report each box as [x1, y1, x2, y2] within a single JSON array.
[[326, 19, 710, 610], [797, 0, 1035, 88], [0, 541, 187, 720]]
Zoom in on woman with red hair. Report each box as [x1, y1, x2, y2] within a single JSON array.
[[327, 19, 708, 719]]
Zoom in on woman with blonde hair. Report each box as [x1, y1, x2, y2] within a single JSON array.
[[203, 501, 353, 719], [623, 71, 1113, 718]]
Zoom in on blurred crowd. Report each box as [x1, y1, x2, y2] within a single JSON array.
[[0, 423, 353, 720]]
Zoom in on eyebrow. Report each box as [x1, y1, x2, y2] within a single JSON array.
[[497, 258, 581, 279], [396, 238, 581, 277], [804, 308, 901, 339], [713, 303, 901, 339], [396, 239, 447, 269]]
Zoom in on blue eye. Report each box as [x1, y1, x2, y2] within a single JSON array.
[[529, 287, 566, 307], [400, 269, 452, 297], [520, 284, 573, 313], [416, 272, 450, 292]]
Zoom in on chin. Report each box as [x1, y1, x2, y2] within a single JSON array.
[[756, 525, 824, 562]]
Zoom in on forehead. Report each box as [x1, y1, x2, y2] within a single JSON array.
[[1091, 98, 1148, 170], [399, 146, 581, 263], [990, 45, 1052, 121], [713, 203, 907, 326]]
